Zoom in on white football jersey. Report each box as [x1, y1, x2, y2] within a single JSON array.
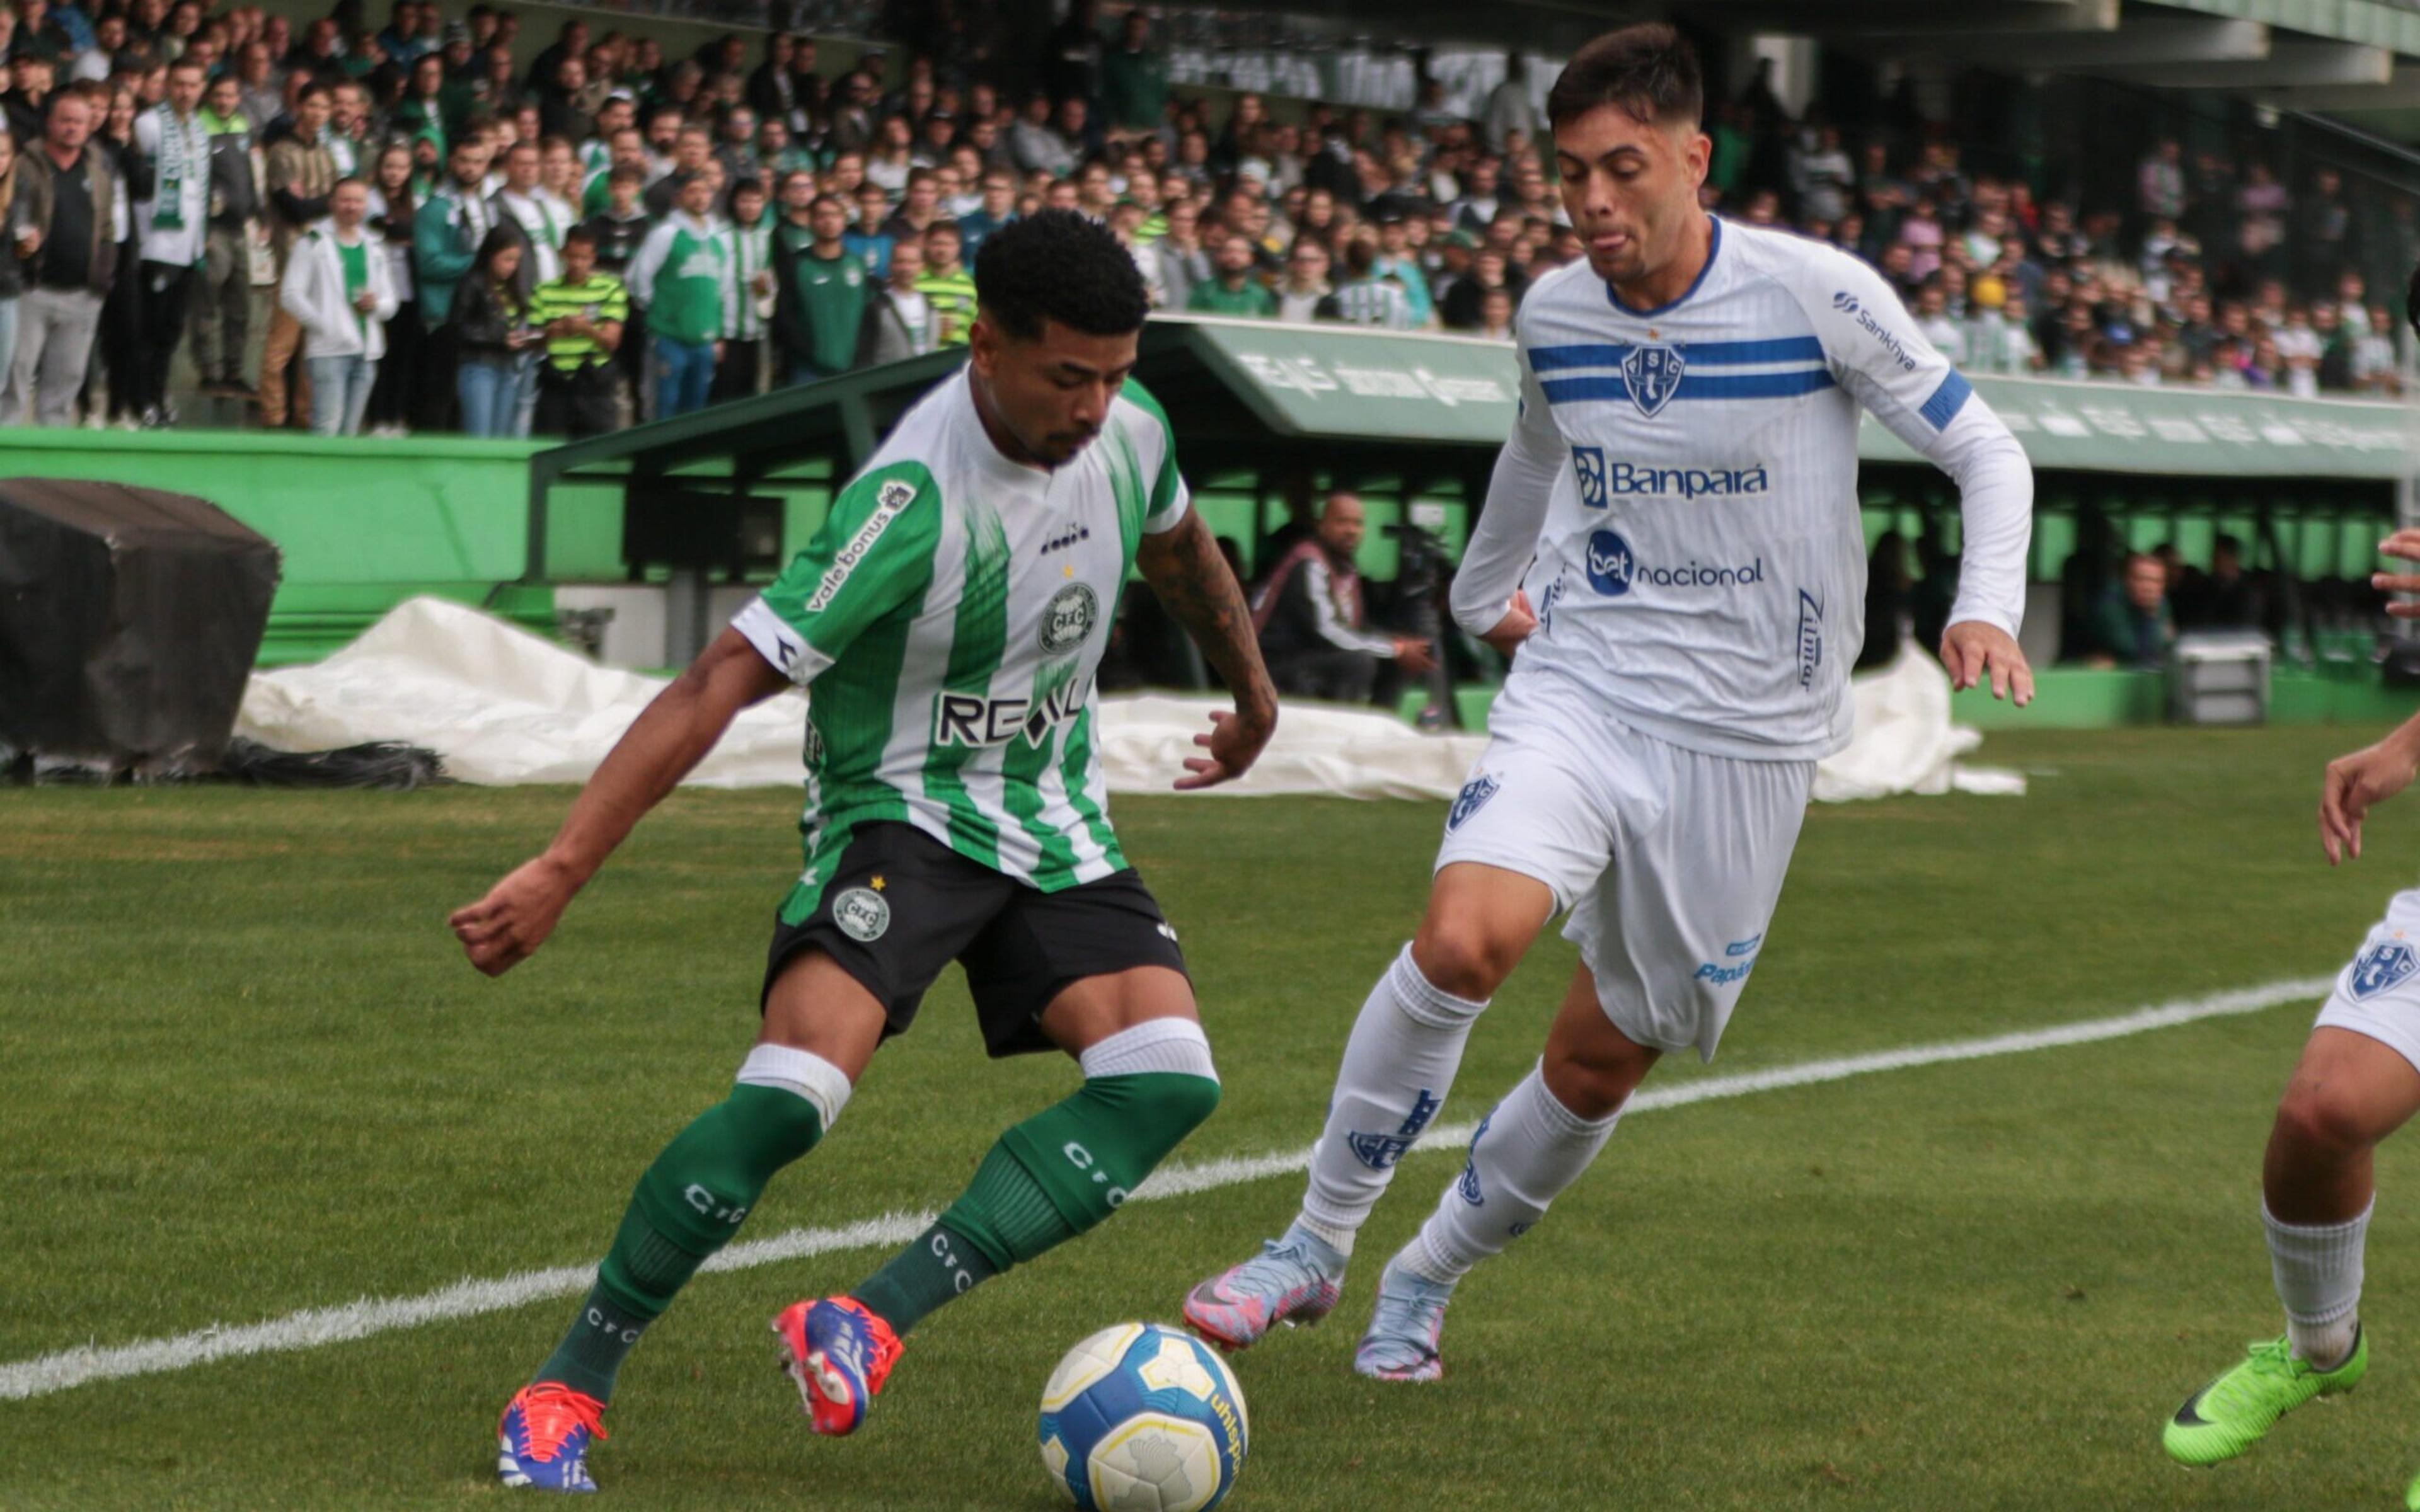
[[1451, 215, 2032, 761]]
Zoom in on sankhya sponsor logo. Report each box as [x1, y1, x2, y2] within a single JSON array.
[[1584, 529, 1764, 598], [1832, 289, 1917, 372]]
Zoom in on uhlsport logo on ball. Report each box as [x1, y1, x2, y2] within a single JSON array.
[[1038, 1322, 1248, 1511]]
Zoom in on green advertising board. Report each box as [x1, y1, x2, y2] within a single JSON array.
[[1164, 315, 2412, 481]]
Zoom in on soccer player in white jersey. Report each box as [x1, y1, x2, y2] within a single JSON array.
[[1185, 23, 2036, 1382], [2161, 530, 2420, 1503], [451, 212, 1277, 1492]]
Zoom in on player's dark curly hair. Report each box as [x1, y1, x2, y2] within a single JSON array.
[[1547, 23, 1702, 132], [974, 209, 1151, 342]]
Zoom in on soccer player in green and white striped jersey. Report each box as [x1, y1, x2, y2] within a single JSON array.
[[455, 210, 1277, 1492]]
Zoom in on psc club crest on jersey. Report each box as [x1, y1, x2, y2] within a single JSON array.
[[1621, 342, 1686, 418], [2351, 939, 2416, 999], [1039, 582, 1099, 653]]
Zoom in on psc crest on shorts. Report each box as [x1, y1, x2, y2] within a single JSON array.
[[832, 886, 891, 943], [2351, 940, 2416, 999], [1447, 774, 1500, 831], [1039, 582, 1098, 653]]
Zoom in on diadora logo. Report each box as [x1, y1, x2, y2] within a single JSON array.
[[1603, 460, 1771, 501], [933, 670, 1093, 749], [2353, 939, 2416, 999], [1347, 1087, 1443, 1171], [1584, 529, 1765, 598], [1794, 589, 1823, 689], [1573, 445, 1607, 508], [1620, 341, 1686, 418], [1833, 287, 1917, 372], [1040, 523, 1091, 553]]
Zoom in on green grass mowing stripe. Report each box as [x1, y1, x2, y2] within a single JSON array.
[[0, 972, 2331, 1406]]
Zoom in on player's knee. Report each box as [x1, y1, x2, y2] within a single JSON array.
[[1541, 1031, 1656, 1121], [1412, 919, 1523, 1001], [2274, 1082, 2383, 1160], [1158, 1069, 1223, 1135]]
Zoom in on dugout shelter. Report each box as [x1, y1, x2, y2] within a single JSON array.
[[524, 314, 2416, 725]]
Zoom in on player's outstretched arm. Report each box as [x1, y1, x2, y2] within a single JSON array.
[[2321, 713, 2420, 866], [449, 629, 790, 975], [1134, 507, 1279, 791]]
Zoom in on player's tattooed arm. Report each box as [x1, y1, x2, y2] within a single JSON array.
[[1136, 507, 1279, 791]]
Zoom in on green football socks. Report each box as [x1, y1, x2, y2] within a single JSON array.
[[853, 1068, 1221, 1335], [537, 1080, 829, 1400]]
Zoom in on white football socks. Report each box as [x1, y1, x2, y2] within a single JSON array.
[[2266, 1199, 2371, 1370], [1400, 1063, 1621, 1286], [1296, 945, 1490, 1259]]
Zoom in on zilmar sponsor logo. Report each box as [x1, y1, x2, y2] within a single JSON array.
[[1831, 290, 1917, 372]]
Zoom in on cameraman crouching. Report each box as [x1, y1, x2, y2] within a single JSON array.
[[1250, 491, 1436, 703]]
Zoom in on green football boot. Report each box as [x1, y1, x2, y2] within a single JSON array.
[[2164, 1327, 2367, 1467]]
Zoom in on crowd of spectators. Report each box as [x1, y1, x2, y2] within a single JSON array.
[[0, 0, 2411, 438]]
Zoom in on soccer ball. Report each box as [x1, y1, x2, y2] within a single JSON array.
[[1037, 1322, 1249, 1512]]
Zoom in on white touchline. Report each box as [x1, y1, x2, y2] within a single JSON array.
[[0, 974, 2335, 1404]]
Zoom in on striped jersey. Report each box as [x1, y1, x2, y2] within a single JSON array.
[[914, 263, 977, 346], [529, 272, 629, 371], [732, 370, 1191, 912], [1326, 277, 1414, 329], [1449, 215, 2031, 761]]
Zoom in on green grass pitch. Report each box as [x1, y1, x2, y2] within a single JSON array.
[[8, 722, 2420, 1509]]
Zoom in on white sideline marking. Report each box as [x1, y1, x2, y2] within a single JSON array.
[[0, 975, 2334, 1403]]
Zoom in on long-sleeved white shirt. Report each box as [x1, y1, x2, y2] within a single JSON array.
[[1449, 215, 2032, 761]]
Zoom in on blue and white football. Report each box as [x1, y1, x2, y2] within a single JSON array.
[[1037, 1322, 1249, 1512]]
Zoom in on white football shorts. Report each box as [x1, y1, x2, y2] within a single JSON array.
[[2313, 888, 2420, 1074], [1433, 670, 1814, 1062]]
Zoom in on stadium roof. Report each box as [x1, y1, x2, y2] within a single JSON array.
[[523, 316, 2404, 575], [1252, 0, 2420, 140]]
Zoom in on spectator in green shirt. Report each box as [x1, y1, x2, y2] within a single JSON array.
[[1100, 9, 1169, 138], [1185, 232, 1277, 319], [915, 220, 977, 346], [529, 225, 627, 438], [771, 184, 867, 384]]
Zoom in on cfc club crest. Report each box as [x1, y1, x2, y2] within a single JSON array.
[[1621, 342, 1686, 418], [1039, 582, 1099, 654], [2351, 939, 2416, 999], [832, 886, 891, 943], [1447, 774, 1500, 832]]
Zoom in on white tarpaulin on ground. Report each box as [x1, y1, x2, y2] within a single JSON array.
[[235, 597, 2019, 801]]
